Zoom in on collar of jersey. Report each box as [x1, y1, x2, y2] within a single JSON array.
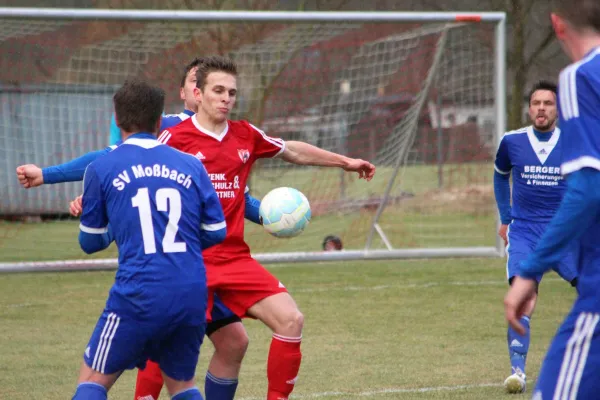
[[584, 45, 600, 58], [191, 116, 229, 142], [126, 132, 156, 141], [183, 109, 195, 116]]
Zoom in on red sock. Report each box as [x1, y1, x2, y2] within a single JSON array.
[[134, 360, 164, 400], [267, 334, 302, 400]]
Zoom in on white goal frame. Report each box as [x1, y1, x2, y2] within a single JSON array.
[[0, 8, 506, 273]]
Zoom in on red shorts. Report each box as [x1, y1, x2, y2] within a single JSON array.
[[205, 255, 288, 320]]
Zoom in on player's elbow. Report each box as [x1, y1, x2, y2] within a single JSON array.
[[200, 227, 227, 250], [78, 231, 110, 254], [213, 227, 227, 244], [282, 142, 308, 165]]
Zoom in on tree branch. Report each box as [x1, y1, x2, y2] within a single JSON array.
[[524, 0, 537, 15], [524, 27, 555, 70]]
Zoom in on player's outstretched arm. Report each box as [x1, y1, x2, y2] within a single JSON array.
[[281, 141, 375, 181], [16, 148, 112, 188]]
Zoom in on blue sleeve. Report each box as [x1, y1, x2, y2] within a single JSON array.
[[197, 162, 226, 250], [109, 114, 121, 146], [494, 136, 511, 175], [245, 191, 262, 225], [42, 147, 112, 184], [559, 67, 600, 175], [79, 224, 114, 254], [494, 171, 512, 224], [519, 168, 600, 279], [79, 164, 110, 255]]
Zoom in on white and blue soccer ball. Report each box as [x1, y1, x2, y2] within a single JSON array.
[[259, 187, 311, 238]]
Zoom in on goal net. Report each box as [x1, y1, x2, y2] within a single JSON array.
[[0, 11, 505, 271]]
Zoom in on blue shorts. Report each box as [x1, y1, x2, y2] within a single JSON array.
[[506, 220, 578, 283], [211, 294, 237, 322], [533, 308, 600, 399], [83, 308, 205, 381]]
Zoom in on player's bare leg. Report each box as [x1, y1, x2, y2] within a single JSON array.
[[205, 321, 248, 398], [72, 361, 121, 399], [248, 292, 304, 400], [505, 290, 537, 394]]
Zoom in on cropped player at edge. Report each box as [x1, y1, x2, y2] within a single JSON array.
[[152, 55, 375, 400], [494, 80, 578, 393], [504, 0, 600, 398], [72, 78, 225, 400], [16, 58, 255, 400]]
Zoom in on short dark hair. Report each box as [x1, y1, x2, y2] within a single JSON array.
[[113, 78, 165, 134], [180, 58, 203, 88], [195, 56, 238, 90], [528, 80, 557, 105], [552, 0, 600, 33]]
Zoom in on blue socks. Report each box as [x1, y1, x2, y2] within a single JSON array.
[[72, 382, 107, 400], [507, 315, 531, 375], [172, 387, 204, 400], [205, 371, 238, 400]]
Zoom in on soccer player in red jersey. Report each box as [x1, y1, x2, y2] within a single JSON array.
[[145, 55, 375, 400]]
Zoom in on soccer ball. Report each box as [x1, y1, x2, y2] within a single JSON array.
[[259, 187, 311, 238]]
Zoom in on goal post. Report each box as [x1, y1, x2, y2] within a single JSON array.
[[0, 9, 506, 272]]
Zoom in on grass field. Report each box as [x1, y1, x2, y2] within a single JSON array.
[[0, 258, 576, 399]]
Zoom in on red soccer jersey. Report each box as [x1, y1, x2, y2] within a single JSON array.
[[158, 117, 285, 261]]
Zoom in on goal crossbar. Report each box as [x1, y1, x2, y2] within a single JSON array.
[[0, 8, 506, 22]]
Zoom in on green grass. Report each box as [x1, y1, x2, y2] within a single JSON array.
[[0, 258, 576, 399]]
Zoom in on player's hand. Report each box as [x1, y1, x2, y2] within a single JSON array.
[[498, 224, 508, 247], [344, 158, 376, 181], [69, 195, 83, 217], [504, 277, 537, 335], [16, 164, 44, 188]]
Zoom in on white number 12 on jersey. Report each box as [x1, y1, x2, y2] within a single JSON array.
[[131, 187, 187, 254]]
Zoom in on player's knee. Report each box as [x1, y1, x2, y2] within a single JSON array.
[[281, 309, 304, 334], [212, 324, 249, 363], [221, 332, 249, 362]]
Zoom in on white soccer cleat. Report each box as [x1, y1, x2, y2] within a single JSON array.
[[504, 371, 526, 394]]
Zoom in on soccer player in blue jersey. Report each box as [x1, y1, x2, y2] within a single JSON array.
[[504, 0, 600, 397], [16, 58, 254, 400], [72, 78, 226, 400], [494, 80, 579, 393]]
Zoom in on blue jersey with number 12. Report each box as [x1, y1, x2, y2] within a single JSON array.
[[80, 132, 225, 323]]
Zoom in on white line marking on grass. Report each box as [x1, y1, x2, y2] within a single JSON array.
[[293, 278, 563, 293], [0, 278, 568, 308], [238, 383, 503, 399]]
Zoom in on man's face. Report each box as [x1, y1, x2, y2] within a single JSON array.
[[194, 71, 237, 124], [180, 67, 199, 112], [528, 89, 557, 131]]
